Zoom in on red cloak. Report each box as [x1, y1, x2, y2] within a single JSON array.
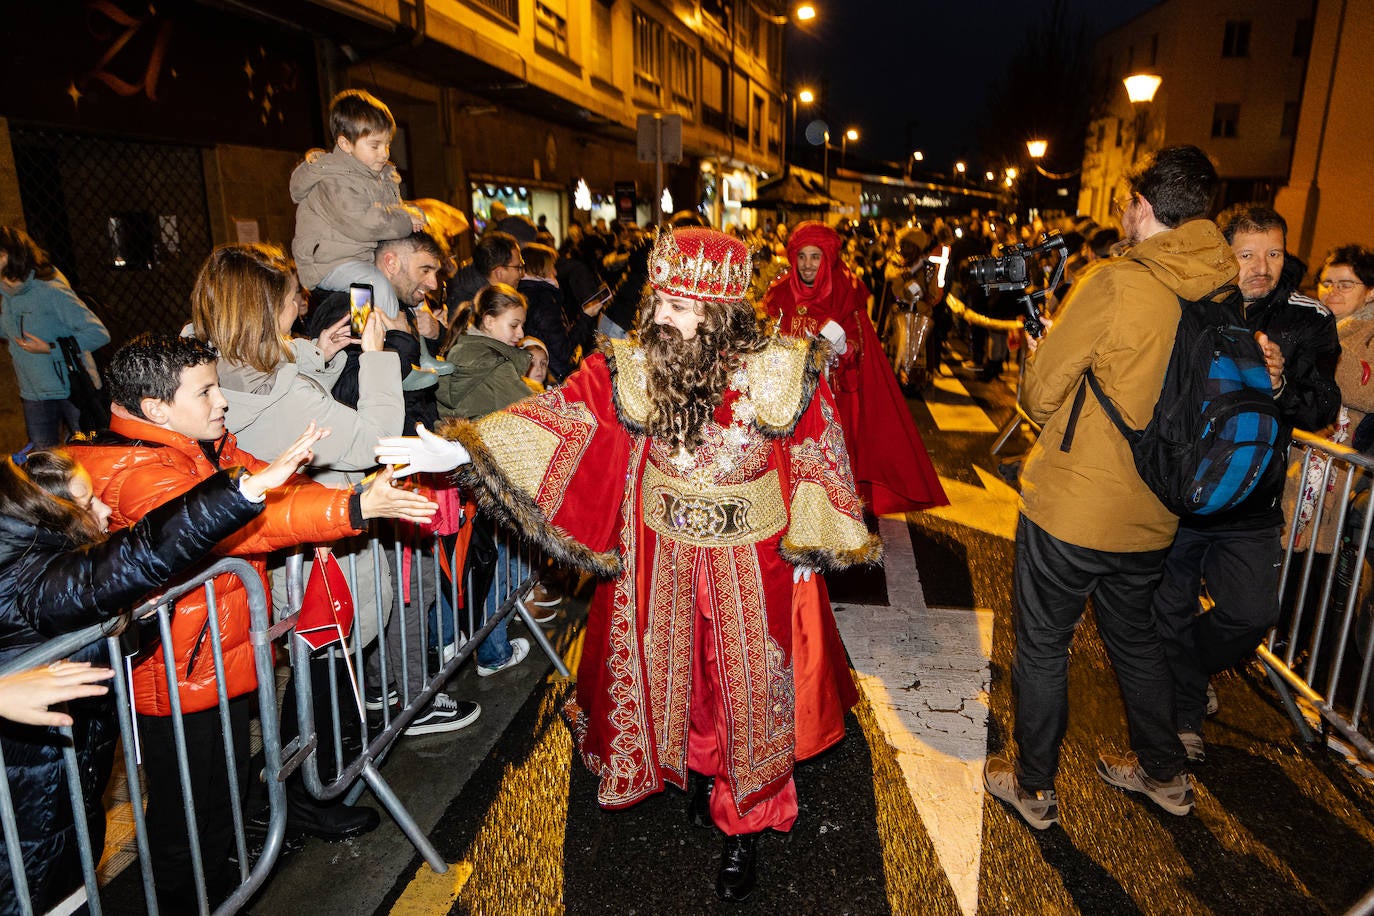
[[763, 222, 948, 515]]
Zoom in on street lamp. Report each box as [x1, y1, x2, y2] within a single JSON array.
[[795, 3, 817, 21], [985, 170, 996, 182], [1123, 72, 1163, 168], [784, 86, 815, 173], [1025, 140, 1047, 217], [955, 161, 967, 184], [841, 128, 858, 169]]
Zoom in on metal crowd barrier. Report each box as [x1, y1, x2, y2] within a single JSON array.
[[277, 505, 569, 872], [0, 557, 287, 916], [1267, 430, 1374, 764]]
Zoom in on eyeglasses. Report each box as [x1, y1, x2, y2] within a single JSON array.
[[1319, 278, 1364, 292], [504, 261, 526, 274], [1111, 194, 1137, 217]]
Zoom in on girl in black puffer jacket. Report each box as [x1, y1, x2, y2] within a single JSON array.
[[0, 435, 316, 914]]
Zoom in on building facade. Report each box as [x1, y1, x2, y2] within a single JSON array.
[[1077, 0, 1315, 227], [0, 0, 789, 345]]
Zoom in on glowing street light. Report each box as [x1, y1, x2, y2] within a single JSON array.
[[798, 87, 815, 105], [796, 4, 816, 21], [1123, 72, 1163, 104], [1005, 167, 1019, 180], [955, 161, 967, 174], [985, 170, 996, 182], [1026, 138, 1048, 159], [841, 128, 859, 169], [912, 150, 924, 162]]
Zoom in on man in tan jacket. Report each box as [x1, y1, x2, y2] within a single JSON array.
[[984, 146, 1238, 828]]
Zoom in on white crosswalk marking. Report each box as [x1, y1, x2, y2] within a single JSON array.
[[926, 376, 999, 432], [835, 516, 993, 916]]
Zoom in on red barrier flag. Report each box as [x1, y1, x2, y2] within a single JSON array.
[[295, 548, 355, 651]]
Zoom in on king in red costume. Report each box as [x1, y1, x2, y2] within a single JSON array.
[[381, 227, 879, 902], [762, 221, 948, 515]]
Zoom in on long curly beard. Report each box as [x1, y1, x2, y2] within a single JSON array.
[[640, 322, 731, 451]]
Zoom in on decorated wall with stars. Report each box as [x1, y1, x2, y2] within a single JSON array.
[[1, 0, 321, 152]]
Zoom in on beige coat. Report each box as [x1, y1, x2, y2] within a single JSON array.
[[1283, 306, 1374, 554], [289, 147, 419, 290], [1019, 219, 1238, 552]]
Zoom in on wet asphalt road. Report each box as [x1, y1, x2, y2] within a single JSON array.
[[254, 361, 1374, 915]]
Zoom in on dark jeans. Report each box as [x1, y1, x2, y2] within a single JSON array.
[[1011, 514, 1184, 790], [1152, 523, 1282, 731], [21, 397, 80, 448], [139, 696, 252, 913]]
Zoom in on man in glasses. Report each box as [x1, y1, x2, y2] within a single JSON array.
[[985, 145, 1236, 828], [447, 230, 524, 311], [1148, 204, 1339, 765]]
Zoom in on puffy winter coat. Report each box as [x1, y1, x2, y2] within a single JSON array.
[[289, 147, 418, 290], [69, 415, 361, 715], [0, 470, 263, 915], [438, 332, 531, 420]]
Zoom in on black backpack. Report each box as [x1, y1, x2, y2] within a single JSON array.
[[1062, 284, 1283, 516]]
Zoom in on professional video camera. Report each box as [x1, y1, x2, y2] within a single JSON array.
[[963, 232, 1069, 338]]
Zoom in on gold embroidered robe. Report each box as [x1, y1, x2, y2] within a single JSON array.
[[441, 336, 880, 814]]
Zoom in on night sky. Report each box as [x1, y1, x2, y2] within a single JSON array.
[[787, 0, 1162, 173]]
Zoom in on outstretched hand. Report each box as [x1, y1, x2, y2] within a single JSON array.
[[359, 465, 438, 522], [317, 313, 354, 362], [0, 661, 113, 727], [375, 424, 471, 477], [244, 422, 330, 499]]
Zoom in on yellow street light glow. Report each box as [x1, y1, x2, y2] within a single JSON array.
[[798, 88, 815, 104], [985, 171, 995, 181], [1005, 167, 1018, 180], [1004, 176, 1014, 187], [913, 150, 924, 161], [1026, 139, 1048, 159], [796, 4, 816, 21], [955, 161, 967, 173], [845, 128, 859, 141], [1123, 73, 1163, 104]]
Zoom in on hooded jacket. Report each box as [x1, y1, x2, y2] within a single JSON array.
[[438, 332, 532, 420], [69, 414, 362, 715], [0, 470, 262, 915], [289, 147, 418, 290], [1019, 218, 1239, 552]]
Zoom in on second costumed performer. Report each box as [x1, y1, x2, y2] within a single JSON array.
[[378, 226, 880, 902]]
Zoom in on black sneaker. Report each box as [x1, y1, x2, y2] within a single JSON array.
[[405, 694, 481, 736], [365, 688, 400, 712]]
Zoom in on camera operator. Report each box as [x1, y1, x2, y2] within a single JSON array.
[[984, 146, 1237, 829]]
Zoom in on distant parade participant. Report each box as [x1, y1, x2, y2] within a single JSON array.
[[378, 227, 879, 902], [761, 221, 947, 516]]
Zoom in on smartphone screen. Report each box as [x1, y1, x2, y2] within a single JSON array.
[[349, 284, 374, 335]]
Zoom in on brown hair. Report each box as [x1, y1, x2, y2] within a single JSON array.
[[191, 244, 296, 374], [0, 226, 58, 283], [329, 89, 396, 143], [0, 449, 102, 545], [634, 289, 763, 450], [522, 243, 557, 280], [473, 283, 527, 334]]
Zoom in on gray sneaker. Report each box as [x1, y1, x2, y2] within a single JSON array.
[[1179, 731, 1206, 764], [983, 755, 1059, 829], [1096, 752, 1194, 815]]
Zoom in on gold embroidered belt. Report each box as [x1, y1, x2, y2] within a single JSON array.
[[642, 463, 786, 547]]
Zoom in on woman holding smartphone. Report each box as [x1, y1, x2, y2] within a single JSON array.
[[0, 227, 111, 448]]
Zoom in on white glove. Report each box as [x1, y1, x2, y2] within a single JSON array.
[[792, 566, 816, 584], [818, 320, 847, 356], [375, 424, 471, 477]]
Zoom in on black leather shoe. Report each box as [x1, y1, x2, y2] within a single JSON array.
[[715, 832, 759, 902], [285, 792, 380, 841], [687, 771, 714, 828]]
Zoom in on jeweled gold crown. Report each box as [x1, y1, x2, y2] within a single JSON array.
[[648, 227, 752, 302]]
